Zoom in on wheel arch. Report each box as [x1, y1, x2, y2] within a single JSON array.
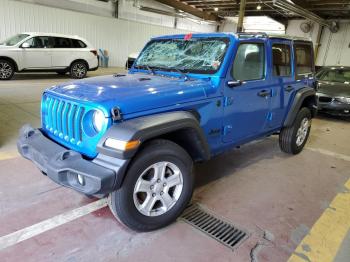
[[0, 56, 18, 71], [70, 59, 89, 70], [97, 111, 211, 162], [283, 87, 317, 127]]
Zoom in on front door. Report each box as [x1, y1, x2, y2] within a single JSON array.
[[21, 36, 52, 69], [223, 41, 272, 143]]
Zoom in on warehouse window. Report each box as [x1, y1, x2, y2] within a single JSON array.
[[294, 43, 313, 78], [272, 44, 291, 76], [232, 43, 265, 81]]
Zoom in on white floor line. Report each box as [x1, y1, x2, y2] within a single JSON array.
[[0, 198, 107, 251], [306, 147, 350, 162]]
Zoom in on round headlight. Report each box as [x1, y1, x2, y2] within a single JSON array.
[[92, 110, 105, 132]]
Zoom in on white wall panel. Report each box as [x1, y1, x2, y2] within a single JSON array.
[[0, 0, 191, 67], [316, 22, 350, 66]]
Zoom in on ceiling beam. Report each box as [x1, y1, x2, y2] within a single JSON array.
[[155, 0, 221, 21]]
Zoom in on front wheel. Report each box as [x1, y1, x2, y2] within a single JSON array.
[[108, 139, 193, 232], [279, 107, 312, 154], [70, 61, 87, 79], [0, 59, 15, 80]]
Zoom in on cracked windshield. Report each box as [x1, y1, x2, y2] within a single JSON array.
[[135, 38, 229, 74]]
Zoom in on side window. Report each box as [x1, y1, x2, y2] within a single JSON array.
[[53, 37, 73, 48], [71, 39, 87, 48], [272, 44, 291, 76], [294, 43, 313, 78], [23, 36, 52, 48], [232, 43, 265, 81]]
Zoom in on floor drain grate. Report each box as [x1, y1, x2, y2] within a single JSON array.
[[181, 204, 248, 250]]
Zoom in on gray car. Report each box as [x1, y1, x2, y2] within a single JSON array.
[[316, 66, 350, 117]]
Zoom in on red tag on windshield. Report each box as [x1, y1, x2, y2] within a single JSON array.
[[184, 33, 193, 40]]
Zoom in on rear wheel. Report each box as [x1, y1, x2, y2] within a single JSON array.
[[279, 107, 312, 154], [70, 61, 87, 79], [0, 59, 15, 80], [108, 139, 193, 232]]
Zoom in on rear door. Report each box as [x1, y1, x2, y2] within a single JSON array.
[[293, 41, 315, 88], [269, 39, 294, 128], [222, 40, 272, 143], [51, 37, 73, 68]]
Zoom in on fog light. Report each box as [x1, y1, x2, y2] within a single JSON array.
[[77, 174, 85, 186]]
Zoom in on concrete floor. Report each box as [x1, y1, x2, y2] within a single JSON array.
[[0, 68, 349, 262]]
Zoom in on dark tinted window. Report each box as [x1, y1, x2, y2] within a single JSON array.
[[23, 36, 53, 48], [52, 37, 72, 48], [232, 43, 265, 81], [72, 39, 87, 48], [272, 44, 291, 76], [294, 43, 313, 77]]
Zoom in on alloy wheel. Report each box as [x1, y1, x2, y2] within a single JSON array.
[[133, 161, 184, 217], [296, 117, 310, 146], [0, 62, 13, 79], [72, 63, 86, 78]]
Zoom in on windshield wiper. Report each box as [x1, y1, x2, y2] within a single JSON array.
[[165, 67, 189, 81], [134, 65, 156, 75]]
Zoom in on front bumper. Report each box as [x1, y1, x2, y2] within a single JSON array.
[[17, 125, 128, 197], [318, 101, 350, 116]]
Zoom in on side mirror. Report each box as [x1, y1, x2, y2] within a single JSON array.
[[21, 42, 30, 48], [227, 80, 243, 88]]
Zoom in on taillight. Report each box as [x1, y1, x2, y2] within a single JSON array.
[[90, 50, 97, 56]]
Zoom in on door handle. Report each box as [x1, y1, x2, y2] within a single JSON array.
[[258, 90, 270, 97], [284, 86, 294, 92]]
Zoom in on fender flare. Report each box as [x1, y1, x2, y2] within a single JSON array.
[[97, 111, 211, 160], [283, 87, 317, 127]]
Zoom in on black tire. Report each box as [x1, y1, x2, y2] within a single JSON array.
[[56, 71, 66, 76], [279, 107, 312, 154], [108, 139, 193, 232], [70, 61, 87, 79], [0, 59, 15, 80]]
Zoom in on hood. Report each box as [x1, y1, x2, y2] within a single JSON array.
[[48, 73, 212, 116], [0, 45, 12, 49], [317, 81, 350, 97]]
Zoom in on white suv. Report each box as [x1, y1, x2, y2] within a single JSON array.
[[0, 33, 99, 80]]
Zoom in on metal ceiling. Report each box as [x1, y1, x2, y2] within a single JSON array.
[[154, 0, 350, 24]]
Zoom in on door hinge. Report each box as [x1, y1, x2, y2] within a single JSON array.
[[224, 97, 233, 107]]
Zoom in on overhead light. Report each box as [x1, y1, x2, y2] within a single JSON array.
[[214, 7, 219, 12], [257, 5, 262, 10]]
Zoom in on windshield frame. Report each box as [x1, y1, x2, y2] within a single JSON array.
[[0, 34, 30, 46], [133, 37, 230, 75]]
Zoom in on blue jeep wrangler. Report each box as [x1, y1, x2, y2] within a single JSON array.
[[18, 32, 317, 231]]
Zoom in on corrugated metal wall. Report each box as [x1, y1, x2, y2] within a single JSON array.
[[316, 22, 350, 66], [0, 0, 189, 67]]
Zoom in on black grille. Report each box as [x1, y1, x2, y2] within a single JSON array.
[[181, 204, 248, 250], [318, 96, 333, 103]]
